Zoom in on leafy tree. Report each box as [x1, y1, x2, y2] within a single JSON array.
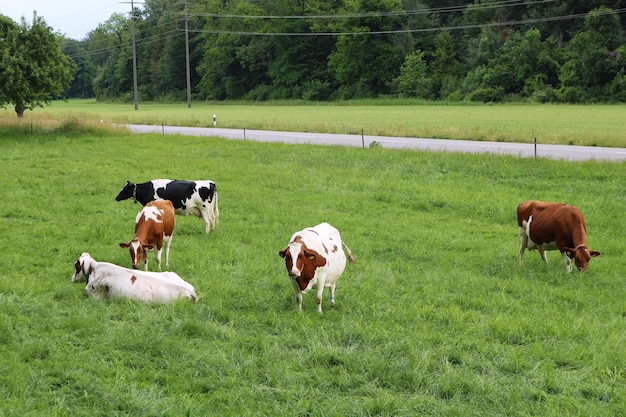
[[430, 30, 459, 98], [0, 13, 74, 117], [90, 14, 131, 100], [328, 0, 406, 98], [197, 1, 272, 100], [558, 7, 625, 102], [394, 50, 430, 98], [62, 38, 96, 98]]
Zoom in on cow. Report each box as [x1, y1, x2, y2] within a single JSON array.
[[115, 179, 219, 234], [517, 201, 600, 272], [279, 222, 355, 314], [72, 252, 197, 303], [119, 200, 175, 271]]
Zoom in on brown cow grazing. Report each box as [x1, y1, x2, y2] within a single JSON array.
[[517, 201, 600, 272], [120, 200, 175, 271]]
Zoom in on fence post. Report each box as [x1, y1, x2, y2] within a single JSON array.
[[361, 129, 365, 148], [534, 137, 537, 158]]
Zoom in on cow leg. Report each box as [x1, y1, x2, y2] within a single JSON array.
[[539, 249, 548, 264], [316, 276, 326, 314], [164, 236, 172, 268], [199, 207, 212, 234], [155, 248, 163, 271], [518, 226, 527, 265], [561, 251, 572, 272], [329, 283, 336, 306], [290, 281, 303, 311], [212, 193, 219, 230]]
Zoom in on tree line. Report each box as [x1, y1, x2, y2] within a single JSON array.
[[4, 0, 626, 113]]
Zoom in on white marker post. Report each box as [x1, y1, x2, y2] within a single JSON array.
[[213, 114, 217, 126]]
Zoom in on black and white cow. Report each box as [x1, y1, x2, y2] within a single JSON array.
[[116, 179, 219, 234]]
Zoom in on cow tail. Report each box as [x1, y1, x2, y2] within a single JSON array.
[[213, 186, 219, 228], [343, 242, 356, 263]]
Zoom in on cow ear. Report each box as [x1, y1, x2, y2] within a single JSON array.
[[562, 247, 575, 257], [303, 250, 316, 261], [590, 250, 601, 257], [119, 242, 130, 248], [278, 249, 287, 258], [143, 244, 154, 250]]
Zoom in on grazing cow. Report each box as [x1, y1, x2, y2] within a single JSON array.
[[279, 222, 355, 314], [119, 200, 175, 271], [517, 201, 600, 272], [72, 252, 197, 303], [115, 179, 219, 234]]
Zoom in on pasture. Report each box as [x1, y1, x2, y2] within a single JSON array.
[[4, 99, 626, 147], [0, 122, 625, 416]]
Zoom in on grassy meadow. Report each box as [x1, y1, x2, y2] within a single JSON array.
[[3, 99, 626, 147], [0, 115, 625, 416]]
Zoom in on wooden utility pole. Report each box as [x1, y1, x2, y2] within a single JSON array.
[[184, 0, 191, 108], [131, 0, 139, 110]]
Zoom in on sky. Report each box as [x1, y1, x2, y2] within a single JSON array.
[[1, 0, 137, 40]]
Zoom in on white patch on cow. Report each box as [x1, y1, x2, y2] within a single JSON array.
[[139, 205, 162, 223], [151, 179, 174, 199], [287, 242, 303, 277], [130, 240, 141, 253], [519, 213, 556, 266]]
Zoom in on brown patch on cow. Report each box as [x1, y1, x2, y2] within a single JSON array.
[[332, 244, 338, 253], [280, 238, 328, 291], [130, 275, 137, 284]]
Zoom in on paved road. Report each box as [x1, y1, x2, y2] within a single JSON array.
[[127, 124, 626, 162]]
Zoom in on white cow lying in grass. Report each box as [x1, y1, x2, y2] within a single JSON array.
[[72, 253, 197, 303]]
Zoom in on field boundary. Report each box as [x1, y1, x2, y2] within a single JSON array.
[[126, 124, 626, 161]]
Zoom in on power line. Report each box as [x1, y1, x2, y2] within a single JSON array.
[[188, 0, 557, 20], [188, 8, 626, 37]]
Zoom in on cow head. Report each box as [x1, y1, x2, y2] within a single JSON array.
[[115, 180, 136, 202], [119, 239, 152, 269], [279, 239, 327, 291], [72, 252, 95, 283], [563, 245, 601, 271]]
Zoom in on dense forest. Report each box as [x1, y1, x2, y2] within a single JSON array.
[[61, 0, 626, 103]]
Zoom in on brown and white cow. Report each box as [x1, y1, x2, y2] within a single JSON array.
[[120, 200, 175, 271], [72, 253, 197, 303], [279, 222, 355, 314], [517, 201, 600, 272]]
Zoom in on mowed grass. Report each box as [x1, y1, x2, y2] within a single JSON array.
[[0, 124, 625, 416], [3, 99, 626, 147]]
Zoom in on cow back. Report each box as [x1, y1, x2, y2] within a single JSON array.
[[519, 201, 587, 248], [155, 180, 196, 210], [84, 262, 196, 302]]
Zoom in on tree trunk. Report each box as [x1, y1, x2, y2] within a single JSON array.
[[15, 104, 25, 118]]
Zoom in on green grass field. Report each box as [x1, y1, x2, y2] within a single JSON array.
[[0, 115, 625, 416], [2, 99, 626, 147]]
